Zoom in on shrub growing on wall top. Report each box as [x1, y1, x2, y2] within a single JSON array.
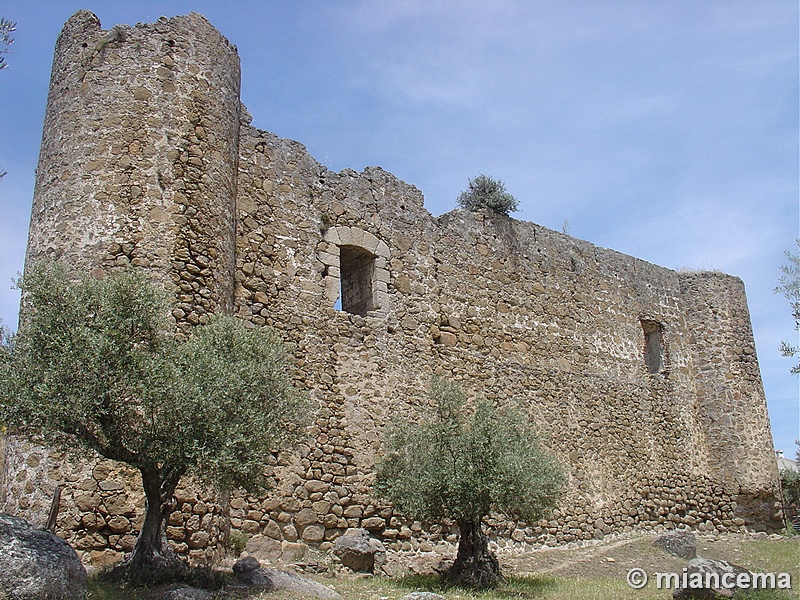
[[457, 174, 519, 215]]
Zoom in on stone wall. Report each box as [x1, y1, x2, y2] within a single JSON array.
[[0, 10, 782, 568], [0, 438, 229, 568], [228, 128, 781, 551]]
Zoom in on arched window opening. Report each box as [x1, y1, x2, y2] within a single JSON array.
[[339, 245, 375, 316], [319, 225, 391, 317]]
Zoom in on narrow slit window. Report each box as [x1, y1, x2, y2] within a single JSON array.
[[641, 319, 664, 374], [339, 245, 375, 316]]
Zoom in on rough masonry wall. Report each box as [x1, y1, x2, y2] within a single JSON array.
[[25, 10, 240, 326], [0, 438, 229, 568], [1, 10, 782, 568], [680, 273, 779, 522], [226, 122, 781, 554]]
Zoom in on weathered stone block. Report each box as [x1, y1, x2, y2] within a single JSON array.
[[332, 529, 386, 573], [300, 524, 325, 543]]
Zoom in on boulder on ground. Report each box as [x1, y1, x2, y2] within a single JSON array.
[[231, 557, 341, 599], [653, 530, 697, 559], [232, 555, 272, 587], [0, 514, 87, 600], [332, 528, 386, 573], [672, 557, 757, 600], [161, 587, 213, 600], [261, 567, 342, 599], [408, 554, 453, 576], [281, 541, 308, 562]]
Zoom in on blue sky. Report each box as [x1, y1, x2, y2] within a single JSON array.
[[0, 1, 797, 454]]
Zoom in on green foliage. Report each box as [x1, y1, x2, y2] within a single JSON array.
[[0, 319, 11, 357], [0, 17, 13, 180], [779, 467, 800, 506], [779, 441, 800, 512], [457, 174, 519, 215], [171, 315, 308, 492], [0, 17, 14, 71], [775, 240, 800, 374], [0, 261, 309, 493], [227, 530, 249, 557], [375, 378, 563, 524]]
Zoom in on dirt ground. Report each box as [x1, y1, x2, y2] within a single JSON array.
[[497, 531, 799, 580]]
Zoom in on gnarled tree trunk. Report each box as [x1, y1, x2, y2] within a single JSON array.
[[106, 464, 185, 584], [446, 518, 501, 589]]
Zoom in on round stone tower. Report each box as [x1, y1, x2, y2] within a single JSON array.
[[27, 10, 241, 328]]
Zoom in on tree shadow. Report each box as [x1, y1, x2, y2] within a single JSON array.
[[394, 573, 560, 597]]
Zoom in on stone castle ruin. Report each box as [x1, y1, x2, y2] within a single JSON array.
[[0, 11, 782, 567]]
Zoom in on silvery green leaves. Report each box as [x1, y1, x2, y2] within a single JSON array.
[[1, 261, 308, 487], [457, 174, 519, 215], [0, 261, 309, 580], [374, 378, 562, 588], [0, 17, 15, 71], [776, 239, 800, 374]]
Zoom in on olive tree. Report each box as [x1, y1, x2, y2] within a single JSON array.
[[457, 174, 519, 215], [0, 17, 15, 71], [776, 239, 800, 374], [0, 318, 10, 358], [0, 17, 16, 179], [780, 442, 800, 497], [375, 378, 563, 589], [780, 467, 800, 508], [0, 262, 309, 583]]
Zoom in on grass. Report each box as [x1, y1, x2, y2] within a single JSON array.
[[739, 538, 800, 575], [231, 570, 798, 600], [87, 565, 231, 600], [736, 592, 796, 600], [87, 578, 151, 600], [90, 570, 653, 600], [392, 574, 657, 599], [88, 572, 798, 600]]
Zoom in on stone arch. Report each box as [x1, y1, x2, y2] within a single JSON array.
[[319, 226, 390, 316]]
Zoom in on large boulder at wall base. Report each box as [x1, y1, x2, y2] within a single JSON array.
[[672, 558, 766, 599], [231, 557, 342, 599], [0, 514, 88, 600], [332, 528, 386, 573], [653, 530, 697, 559], [161, 588, 214, 600], [232, 556, 269, 586], [258, 568, 342, 599]]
